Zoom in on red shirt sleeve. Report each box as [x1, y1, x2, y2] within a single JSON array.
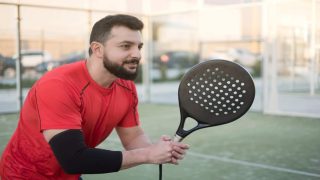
[[35, 79, 82, 131], [117, 81, 140, 127]]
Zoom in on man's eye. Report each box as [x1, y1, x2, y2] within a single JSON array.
[[121, 44, 130, 49]]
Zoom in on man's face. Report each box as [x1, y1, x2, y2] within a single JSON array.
[[102, 26, 143, 80]]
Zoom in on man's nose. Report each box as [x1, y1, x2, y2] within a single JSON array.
[[131, 47, 141, 59]]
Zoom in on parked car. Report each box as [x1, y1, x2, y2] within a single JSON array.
[[36, 51, 86, 73], [152, 51, 199, 80], [208, 48, 260, 67], [0, 54, 15, 78], [12, 50, 52, 69]]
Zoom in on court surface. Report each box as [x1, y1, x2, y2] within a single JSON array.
[[0, 103, 319, 180]]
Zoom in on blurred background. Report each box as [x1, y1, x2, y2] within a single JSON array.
[[0, 0, 319, 117], [0, 1, 320, 180]]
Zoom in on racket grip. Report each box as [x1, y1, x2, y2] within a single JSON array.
[[173, 134, 183, 142]]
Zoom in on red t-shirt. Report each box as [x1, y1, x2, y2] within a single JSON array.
[[0, 60, 140, 179]]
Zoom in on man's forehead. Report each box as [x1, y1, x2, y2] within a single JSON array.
[[108, 26, 142, 43]]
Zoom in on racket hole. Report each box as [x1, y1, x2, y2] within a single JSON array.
[[210, 110, 214, 113], [200, 78, 203, 81], [237, 87, 241, 90], [207, 69, 210, 72], [195, 101, 199, 103], [213, 79, 217, 82], [190, 97, 194, 101], [194, 93, 197, 96], [231, 77, 235, 80], [228, 88, 232, 92], [235, 99, 239, 102], [214, 105, 218, 108], [183, 118, 199, 131], [201, 85, 204, 88], [234, 91, 238, 94], [189, 90, 192, 94], [218, 101, 221, 104], [233, 110, 236, 113], [240, 102, 244, 105], [220, 90, 223, 93], [199, 96, 202, 99], [225, 93, 229, 96], [209, 84, 213, 87], [202, 92, 206, 95], [232, 84, 236, 87], [187, 83, 191, 86], [208, 95, 211, 98], [205, 107, 209, 110], [192, 86, 195, 89], [227, 81, 231, 84], [236, 106, 240, 109], [222, 78, 225, 81], [230, 96, 234, 99], [228, 107, 231, 110], [196, 82, 199, 85], [223, 85, 227, 88], [221, 97, 225, 100], [200, 104, 203, 107], [204, 99, 207, 102], [242, 90, 247, 93], [224, 112, 228, 115], [236, 80, 240, 83], [219, 109, 222, 112], [215, 68, 219, 71], [214, 87, 218, 90], [226, 74, 229, 77], [231, 103, 235, 106], [197, 89, 201, 92], [241, 82, 245, 86], [205, 81, 208, 84], [222, 104, 226, 107], [218, 82, 222, 86], [209, 102, 212, 105], [239, 94, 243, 98], [226, 100, 230, 103], [216, 94, 220, 97], [212, 98, 216, 101], [206, 88, 209, 91], [215, 113, 220, 116]]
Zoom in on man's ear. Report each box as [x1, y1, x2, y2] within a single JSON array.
[[90, 42, 104, 58]]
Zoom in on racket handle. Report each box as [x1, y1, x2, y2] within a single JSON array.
[[173, 134, 183, 142]]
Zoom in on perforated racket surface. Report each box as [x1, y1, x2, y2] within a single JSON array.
[[174, 59, 255, 141]]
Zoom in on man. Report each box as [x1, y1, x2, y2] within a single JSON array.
[[0, 14, 189, 179]]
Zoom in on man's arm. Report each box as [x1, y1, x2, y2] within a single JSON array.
[[116, 126, 151, 150], [43, 129, 175, 174], [116, 126, 189, 167]]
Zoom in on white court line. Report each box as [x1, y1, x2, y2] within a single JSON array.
[[106, 138, 320, 178], [188, 151, 320, 178]]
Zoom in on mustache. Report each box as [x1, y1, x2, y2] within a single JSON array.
[[123, 58, 140, 65]]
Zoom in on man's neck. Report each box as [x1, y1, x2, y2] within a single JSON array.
[[86, 56, 117, 88]]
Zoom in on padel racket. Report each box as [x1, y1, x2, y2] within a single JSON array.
[[159, 59, 255, 180], [174, 59, 255, 142]]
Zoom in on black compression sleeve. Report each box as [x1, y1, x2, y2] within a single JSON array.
[[48, 129, 123, 174]]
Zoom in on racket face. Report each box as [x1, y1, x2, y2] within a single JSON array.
[[178, 59, 255, 127]]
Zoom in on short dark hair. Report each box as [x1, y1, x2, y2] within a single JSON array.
[[89, 14, 144, 55]]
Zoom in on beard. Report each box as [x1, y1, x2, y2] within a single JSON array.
[[102, 54, 140, 81]]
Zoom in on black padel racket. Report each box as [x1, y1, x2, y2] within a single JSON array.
[[159, 59, 255, 180], [174, 59, 255, 142]]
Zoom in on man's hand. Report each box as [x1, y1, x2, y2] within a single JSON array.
[[158, 135, 190, 165]]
